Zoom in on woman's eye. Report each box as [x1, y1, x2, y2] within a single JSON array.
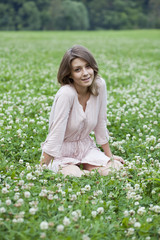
[[75, 68, 80, 72], [86, 65, 91, 68]]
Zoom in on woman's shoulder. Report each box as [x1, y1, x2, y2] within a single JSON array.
[[95, 76, 106, 90], [56, 84, 76, 100]]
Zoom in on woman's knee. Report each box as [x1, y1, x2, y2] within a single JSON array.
[[60, 164, 84, 177]]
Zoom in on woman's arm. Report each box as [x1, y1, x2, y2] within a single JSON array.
[[101, 143, 125, 164], [101, 142, 112, 158], [41, 87, 74, 158], [40, 152, 54, 166]]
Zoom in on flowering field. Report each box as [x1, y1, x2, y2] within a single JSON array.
[[0, 30, 160, 240]]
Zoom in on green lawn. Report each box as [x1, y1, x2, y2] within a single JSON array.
[[0, 30, 160, 240]]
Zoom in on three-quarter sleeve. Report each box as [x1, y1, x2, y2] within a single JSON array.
[[41, 86, 74, 157], [94, 78, 109, 145]]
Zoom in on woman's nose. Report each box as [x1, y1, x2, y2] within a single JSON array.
[[82, 67, 88, 75]]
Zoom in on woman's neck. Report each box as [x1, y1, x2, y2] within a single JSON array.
[[74, 84, 88, 96]]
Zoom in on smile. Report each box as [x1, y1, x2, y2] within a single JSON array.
[[82, 77, 91, 81]]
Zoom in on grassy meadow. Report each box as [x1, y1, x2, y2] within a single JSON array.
[[0, 30, 160, 240]]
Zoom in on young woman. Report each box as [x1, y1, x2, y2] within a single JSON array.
[[41, 45, 124, 177]]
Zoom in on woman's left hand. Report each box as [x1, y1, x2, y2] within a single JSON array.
[[113, 155, 125, 164]]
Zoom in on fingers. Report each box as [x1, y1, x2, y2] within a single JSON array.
[[113, 155, 125, 164]]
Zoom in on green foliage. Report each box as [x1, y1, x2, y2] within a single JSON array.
[[48, 0, 89, 30], [0, 0, 160, 30], [17, 1, 41, 30], [0, 3, 16, 30]]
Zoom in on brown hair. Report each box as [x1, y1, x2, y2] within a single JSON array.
[[57, 45, 99, 96]]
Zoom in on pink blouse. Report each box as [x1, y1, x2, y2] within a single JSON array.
[[41, 77, 110, 172]]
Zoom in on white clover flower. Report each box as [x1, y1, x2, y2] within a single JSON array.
[[97, 207, 104, 214], [24, 191, 31, 198], [19, 211, 25, 218], [6, 199, 12, 205], [12, 219, 17, 223], [81, 188, 86, 194], [91, 211, 97, 218], [26, 173, 33, 180], [84, 185, 91, 191], [47, 194, 53, 200], [61, 191, 66, 197], [155, 143, 160, 149], [17, 198, 24, 205], [0, 207, 6, 213], [5, 184, 10, 189], [17, 218, 24, 223], [134, 222, 141, 228], [124, 210, 129, 216], [19, 180, 25, 186], [70, 194, 77, 201], [19, 159, 23, 164], [71, 210, 81, 221], [56, 224, 64, 232], [145, 237, 151, 240], [35, 170, 42, 176], [53, 194, 59, 199], [14, 186, 19, 192], [63, 217, 71, 226], [39, 189, 48, 197], [40, 221, 49, 230], [40, 232, 46, 239], [14, 193, 20, 200], [134, 184, 140, 190], [135, 195, 142, 200], [71, 211, 79, 221], [68, 188, 72, 192], [129, 217, 136, 224], [2, 187, 8, 194], [127, 228, 134, 236], [146, 218, 152, 223], [137, 207, 146, 215], [29, 207, 38, 215], [82, 234, 90, 240], [58, 206, 64, 212], [152, 205, 160, 213], [97, 190, 103, 195]]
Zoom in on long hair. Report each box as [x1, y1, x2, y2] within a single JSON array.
[[57, 45, 99, 96]]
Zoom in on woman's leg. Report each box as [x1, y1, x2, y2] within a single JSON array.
[[60, 164, 88, 177], [83, 160, 122, 176]]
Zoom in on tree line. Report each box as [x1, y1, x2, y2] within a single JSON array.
[[0, 0, 159, 30]]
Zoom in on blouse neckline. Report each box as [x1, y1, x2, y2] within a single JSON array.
[[70, 84, 92, 114]]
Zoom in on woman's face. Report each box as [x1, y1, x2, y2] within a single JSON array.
[[70, 58, 94, 92]]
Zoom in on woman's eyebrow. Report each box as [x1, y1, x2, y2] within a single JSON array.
[[72, 63, 89, 68], [72, 65, 81, 68]]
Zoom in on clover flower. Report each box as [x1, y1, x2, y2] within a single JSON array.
[[97, 207, 104, 214], [91, 211, 97, 218], [137, 207, 146, 215], [56, 224, 64, 232], [63, 217, 71, 226], [24, 191, 31, 198], [134, 222, 141, 228], [40, 221, 48, 230], [82, 234, 90, 240]]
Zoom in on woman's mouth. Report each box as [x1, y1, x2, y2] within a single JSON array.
[[82, 77, 90, 81]]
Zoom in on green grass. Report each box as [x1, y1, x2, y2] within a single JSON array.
[[0, 30, 160, 240]]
